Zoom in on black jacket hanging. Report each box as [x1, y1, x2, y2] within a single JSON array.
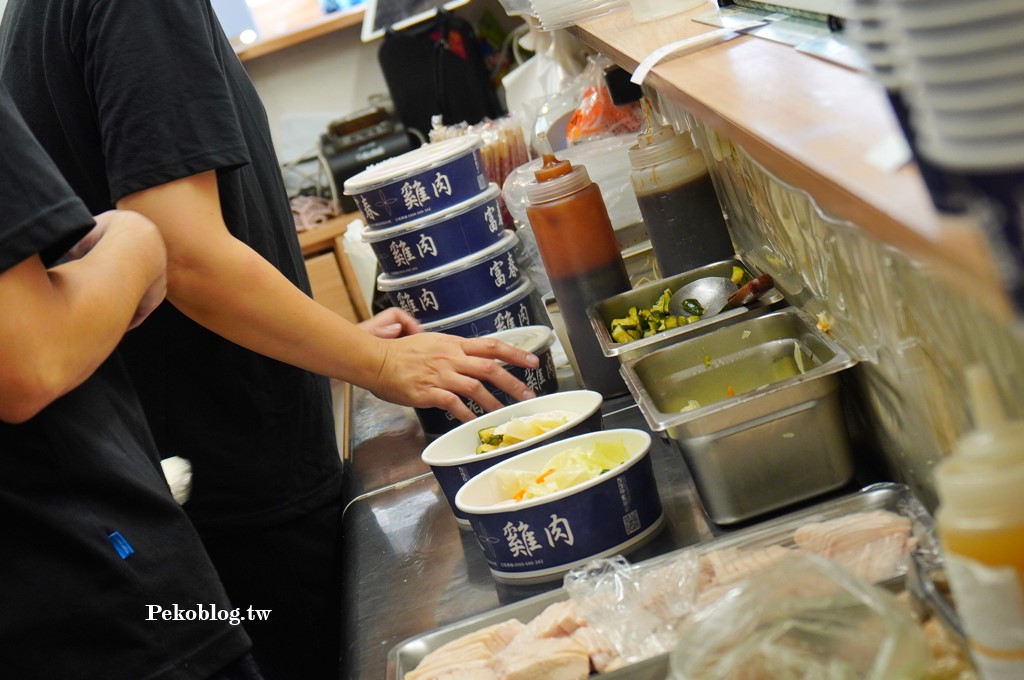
[[378, 9, 505, 139]]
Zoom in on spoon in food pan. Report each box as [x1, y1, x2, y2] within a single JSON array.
[[668, 273, 775, 318]]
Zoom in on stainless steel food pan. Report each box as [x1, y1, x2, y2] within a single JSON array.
[[621, 307, 857, 524], [589, 259, 784, 366]]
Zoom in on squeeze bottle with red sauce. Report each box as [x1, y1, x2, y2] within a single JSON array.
[[934, 364, 1024, 679], [525, 135, 631, 397]]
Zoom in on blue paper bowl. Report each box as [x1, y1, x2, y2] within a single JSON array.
[[377, 230, 522, 323], [363, 184, 506, 277], [455, 429, 664, 583], [343, 136, 488, 230], [414, 325, 560, 439], [421, 279, 536, 338], [422, 390, 604, 526]]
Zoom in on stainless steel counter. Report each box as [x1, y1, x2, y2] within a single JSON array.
[[344, 388, 431, 500], [341, 389, 876, 679]]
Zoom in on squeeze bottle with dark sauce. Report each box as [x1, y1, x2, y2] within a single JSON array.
[[629, 101, 733, 277], [525, 135, 631, 397]]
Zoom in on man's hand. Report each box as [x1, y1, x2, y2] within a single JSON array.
[[369, 333, 540, 421], [114, 171, 528, 405]]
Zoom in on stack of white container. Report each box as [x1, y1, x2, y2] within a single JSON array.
[[529, 0, 629, 30], [844, 0, 1024, 310]]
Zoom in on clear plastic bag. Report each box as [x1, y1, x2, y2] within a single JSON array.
[[563, 551, 702, 665], [563, 54, 643, 147], [528, 53, 643, 153], [667, 552, 932, 680]]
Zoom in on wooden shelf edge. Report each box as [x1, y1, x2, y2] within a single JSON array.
[[569, 10, 1013, 321], [237, 7, 364, 63], [297, 213, 363, 256]]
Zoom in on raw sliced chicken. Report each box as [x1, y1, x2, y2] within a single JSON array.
[[521, 600, 585, 639], [793, 510, 914, 582], [570, 624, 622, 672], [701, 544, 792, 586], [406, 619, 524, 680], [491, 636, 591, 680], [405, 658, 497, 680], [407, 510, 921, 680]]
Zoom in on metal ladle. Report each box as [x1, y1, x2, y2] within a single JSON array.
[[668, 273, 775, 318]]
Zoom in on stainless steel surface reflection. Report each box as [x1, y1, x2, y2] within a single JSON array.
[[342, 396, 719, 679], [345, 389, 431, 501]]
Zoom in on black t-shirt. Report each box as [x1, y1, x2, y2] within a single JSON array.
[[0, 0, 342, 531], [0, 88, 250, 679]]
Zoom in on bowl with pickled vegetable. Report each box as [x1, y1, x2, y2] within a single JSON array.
[[455, 428, 664, 583], [589, 259, 784, 366], [422, 390, 604, 526]]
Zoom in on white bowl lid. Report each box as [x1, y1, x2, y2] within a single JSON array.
[[483, 325, 555, 358], [343, 136, 482, 194]]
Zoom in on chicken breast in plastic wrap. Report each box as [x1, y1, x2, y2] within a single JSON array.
[[793, 510, 915, 583]]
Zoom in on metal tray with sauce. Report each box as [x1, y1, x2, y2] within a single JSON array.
[[386, 483, 959, 679], [621, 306, 858, 524]]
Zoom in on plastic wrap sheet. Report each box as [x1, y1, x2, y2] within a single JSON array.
[[668, 552, 932, 679], [564, 552, 701, 666]]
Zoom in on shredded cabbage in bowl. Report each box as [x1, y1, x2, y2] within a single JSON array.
[[493, 440, 629, 502]]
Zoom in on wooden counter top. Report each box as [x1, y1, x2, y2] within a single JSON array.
[[571, 7, 1009, 316]]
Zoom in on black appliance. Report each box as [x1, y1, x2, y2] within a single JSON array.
[[319, 105, 419, 214]]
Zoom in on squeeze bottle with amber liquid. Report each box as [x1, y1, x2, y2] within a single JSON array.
[[525, 135, 631, 397], [934, 364, 1024, 679]]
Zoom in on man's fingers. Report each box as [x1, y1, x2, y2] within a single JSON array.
[[427, 364, 537, 421], [441, 372, 507, 414], [455, 357, 536, 403], [431, 389, 476, 422], [461, 337, 539, 369]]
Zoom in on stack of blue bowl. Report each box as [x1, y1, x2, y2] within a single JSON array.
[[344, 136, 549, 437]]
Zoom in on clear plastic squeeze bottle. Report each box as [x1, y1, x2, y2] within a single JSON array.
[[628, 99, 733, 278], [934, 364, 1024, 679], [525, 135, 631, 398]]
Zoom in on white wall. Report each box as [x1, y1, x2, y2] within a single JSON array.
[[242, 0, 522, 164], [243, 25, 388, 163]]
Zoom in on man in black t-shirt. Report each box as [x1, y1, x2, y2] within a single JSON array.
[[0, 86, 261, 680], [0, 1, 541, 677]]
